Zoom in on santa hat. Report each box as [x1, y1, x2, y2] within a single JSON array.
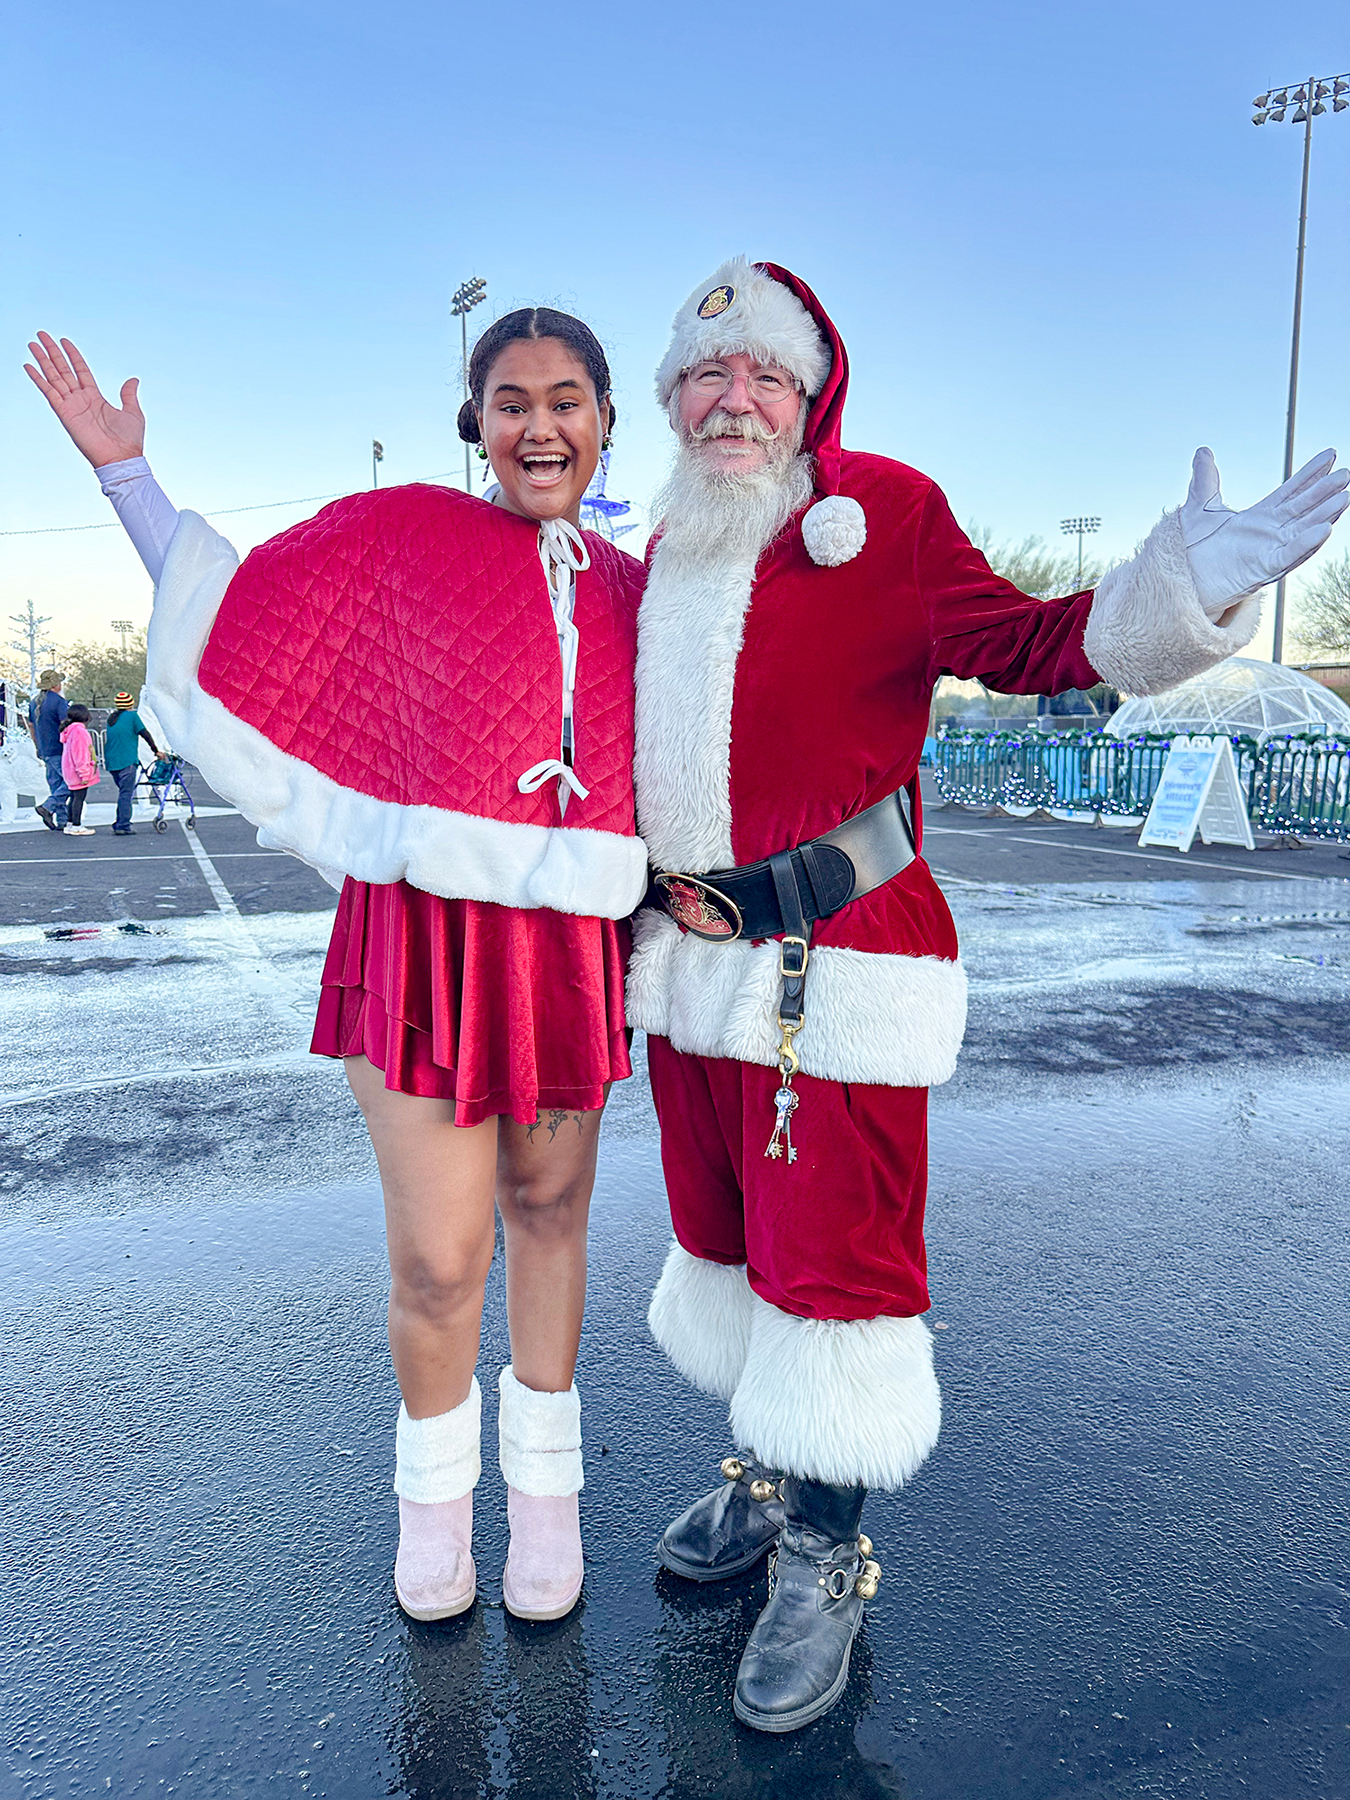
[[655, 256, 866, 567]]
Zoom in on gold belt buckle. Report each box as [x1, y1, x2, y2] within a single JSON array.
[[654, 873, 744, 942], [779, 935, 809, 980]]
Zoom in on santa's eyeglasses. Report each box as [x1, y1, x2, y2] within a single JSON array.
[[684, 362, 801, 405]]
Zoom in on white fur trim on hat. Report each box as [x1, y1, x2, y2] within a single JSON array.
[[655, 256, 832, 405], [394, 1378, 482, 1503], [730, 1294, 941, 1491], [647, 1243, 755, 1401], [497, 1366, 584, 1497], [802, 495, 867, 567]]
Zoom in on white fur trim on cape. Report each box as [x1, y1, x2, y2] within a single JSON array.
[[497, 1366, 583, 1497], [802, 495, 867, 567], [628, 908, 967, 1088], [655, 256, 832, 405], [647, 1243, 754, 1401], [730, 1294, 941, 1491], [635, 539, 758, 871], [145, 512, 648, 916], [395, 1379, 482, 1502], [1084, 507, 1261, 696]]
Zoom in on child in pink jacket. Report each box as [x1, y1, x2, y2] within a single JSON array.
[[60, 705, 99, 836]]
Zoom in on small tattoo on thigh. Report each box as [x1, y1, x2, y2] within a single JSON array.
[[524, 1108, 587, 1144]]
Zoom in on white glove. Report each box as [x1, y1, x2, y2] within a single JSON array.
[[1180, 446, 1349, 621]]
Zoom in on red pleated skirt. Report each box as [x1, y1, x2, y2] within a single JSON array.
[[310, 878, 632, 1126]]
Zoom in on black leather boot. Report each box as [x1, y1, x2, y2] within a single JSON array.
[[732, 1475, 879, 1733], [657, 1453, 786, 1582]]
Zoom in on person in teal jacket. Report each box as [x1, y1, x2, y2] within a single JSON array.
[[103, 691, 159, 835]]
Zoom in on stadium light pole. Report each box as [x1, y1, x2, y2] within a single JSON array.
[[371, 439, 384, 489], [111, 618, 134, 657], [450, 277, 488, 493], [1253, 72, 1349, 662], [1060, 516, 1101, 588]]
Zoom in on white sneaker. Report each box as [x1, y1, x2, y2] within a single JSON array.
[[63, 824, 95, 836]]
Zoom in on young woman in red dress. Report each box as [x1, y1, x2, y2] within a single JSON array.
[[26, 310, 648, 1623]]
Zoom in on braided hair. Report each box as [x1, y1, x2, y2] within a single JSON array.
[[457, 307, 615, 444]]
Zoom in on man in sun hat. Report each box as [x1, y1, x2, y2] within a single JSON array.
[[26, 668, 70, 829], [631, 254, 1349, 1731], [103, 690, 159, 836]]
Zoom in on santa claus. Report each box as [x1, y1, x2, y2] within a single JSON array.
[[630, 256, 1347, 1731]]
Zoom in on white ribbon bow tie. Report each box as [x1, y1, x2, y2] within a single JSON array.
[[516, 516, 594, 804]]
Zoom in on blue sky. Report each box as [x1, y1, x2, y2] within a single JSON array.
[[3, 0, 1348, 657]]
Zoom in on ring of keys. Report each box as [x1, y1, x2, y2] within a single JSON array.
[[765, 1084, 799, 1163]]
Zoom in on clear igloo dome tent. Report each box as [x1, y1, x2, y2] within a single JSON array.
[[1105, 657, 1350, 744]]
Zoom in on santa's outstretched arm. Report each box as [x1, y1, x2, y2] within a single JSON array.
[[1082, 447, 1348, 694], [925, 449, 1348, 699]]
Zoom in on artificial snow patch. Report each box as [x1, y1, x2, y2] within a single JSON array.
[[802, 495, 866, 567]]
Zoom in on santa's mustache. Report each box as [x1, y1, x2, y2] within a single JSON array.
[[685, 409, 784, 445]]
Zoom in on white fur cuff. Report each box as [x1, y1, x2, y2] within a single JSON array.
[[1084, 508, 1262, 697], [497, 1366, 583, 1497], [647, 1243, 755, 1401], [730, 1296, 941, 1491], [394, 1378, 482, 1502]]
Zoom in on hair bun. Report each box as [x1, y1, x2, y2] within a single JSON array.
[[457, 399, 481, 444]]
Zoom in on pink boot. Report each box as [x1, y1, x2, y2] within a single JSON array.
[[497, 1367, 584, 1622], [392, 1378, 481, 1620], [394, 1493, 476, 1620]]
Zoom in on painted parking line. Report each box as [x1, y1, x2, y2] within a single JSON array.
[[922, 825, 1338, 883], [0, 851, 293, 865], [0, 1047, 318, 1110]]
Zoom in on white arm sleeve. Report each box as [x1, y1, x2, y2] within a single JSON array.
[[96, 456, 180, 584]]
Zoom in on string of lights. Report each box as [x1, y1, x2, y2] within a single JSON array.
[[0, 472, 461, 538], [931, 723, 1350, 837]]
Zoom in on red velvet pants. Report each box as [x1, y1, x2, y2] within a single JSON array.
[[646, 1035, 931, 1323]]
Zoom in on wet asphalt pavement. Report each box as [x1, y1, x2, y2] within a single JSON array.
[[3, 772, 1348, 1799]]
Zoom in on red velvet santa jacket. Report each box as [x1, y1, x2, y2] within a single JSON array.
[[628, 272, 1260, 1088], [145, 485, 648, 916]]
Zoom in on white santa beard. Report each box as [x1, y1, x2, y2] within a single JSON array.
[[635, 434, 814, 873]]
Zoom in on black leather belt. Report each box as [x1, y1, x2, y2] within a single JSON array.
[[645, 785, 917, 1162], [645, 786, 916, 948]]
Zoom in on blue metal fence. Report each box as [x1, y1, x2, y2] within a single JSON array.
[[932, 726, 1350, 841]]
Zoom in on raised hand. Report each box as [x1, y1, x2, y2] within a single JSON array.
[[1180, 446, 1349, 619], [24, 332, 145, 468]]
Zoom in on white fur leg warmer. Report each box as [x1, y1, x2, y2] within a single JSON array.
[[647, 1241, 755, 1401], [394, 1377, 482, 1503], [1084, 508, 1261, 696], [729, 1293, 941, 1492], [497, 1367, 584, 1498]]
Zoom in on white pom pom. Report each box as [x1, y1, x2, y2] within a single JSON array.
[[801, 495, 867, 567]]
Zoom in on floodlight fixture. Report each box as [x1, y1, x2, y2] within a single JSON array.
[[1250, 71, 1348, 659], [1060, 516, 1101, 586], [450, 276, 489, 493]]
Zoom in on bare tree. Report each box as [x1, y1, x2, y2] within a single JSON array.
[[967, 524, 1104, 598], [63, 630, 148, 706], [1289, 552, 1350, 659]]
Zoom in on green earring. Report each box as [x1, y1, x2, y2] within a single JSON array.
[[476, 443, 489, 461], [601, 434, 612, 451]]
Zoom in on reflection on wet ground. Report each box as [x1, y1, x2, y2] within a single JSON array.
[[3, 805, 1348, 1798]]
